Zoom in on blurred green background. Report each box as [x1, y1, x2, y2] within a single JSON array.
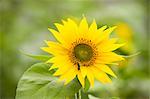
[[1, 0, 149, 99]]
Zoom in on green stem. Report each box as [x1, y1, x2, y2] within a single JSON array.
[[75, 89, 81, 99]]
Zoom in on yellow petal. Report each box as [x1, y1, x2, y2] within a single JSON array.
[[67, 18, 79, 38], [96, 26, 117, 45], [49, 64, 59, 70], [55, 19, 78, 44], [48, 28, 62, 42], [96, 25, 107, 38], [44, 40, 67, 51], [46, 55, 69, 63], [79, 17, 88, 37], [80, 66, 87, 78], [87, 19, 97, 40], [46, 57, 55, 63], [40, 47, 57, 56], [89, 19, 97, 32], [98, 25, 107, 31], [67, 18, 78, 30], [54, 61, 74, 76], [95, 64, 117, 78], [116, 22, 133, 41], [103, 38, 118, 44], [53, 64, 73, 76], [98, 39, 125, 52], [51, 56, 73, 76], [48, 28, 69, 47], [77, 71, 85, 87], [98, 38, 118, 48], [62, 19, 67, 25], [103, 43, 125, 52], [44, 40, 59, 47], [93, 25, 107, 44], [96, 52, 124, 64], [54, 23, 64, 33], [87, 67, 94, 87], [91, 66, 112, 84], [63, 18, 78, 40], [59, 67, 77, 85], [103, 26, 117, 39], [41, 46, 66, 56]]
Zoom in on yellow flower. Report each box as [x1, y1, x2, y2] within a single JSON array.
[[41, 17, 125, 87], [115, 22, 134, 53]]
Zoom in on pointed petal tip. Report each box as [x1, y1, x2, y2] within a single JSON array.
[[112, 26, 117, 30], [40, 47, 46, 51], [82, 14, 85, 18], [103, 25, 107, 28], [67, 18, 71, 21], [92, 18, 96, 22], [48, 27, 52, 31], [91, 19, 97, 25], [53, 72, 60, 76], [48, 28, 54, 33], [111, 72, 117, 78], [98, 25, 107, 31], [121, 43, 126, 46], [48, 67, 53, 71], [104, 77, 112, 84], [47, 27, 51, 30], [53, 73, 57, 76], [61, 19, 67, 24], [54, 23, 62, 26], [77, 71, 85, 88], [81, 15, 87, 21], [46, 61, 50, 64], [43, 40, 49, 44], [48, 28, 59, 33], [122, 57, 125, 61], [114, 75, 117, 78], [54, 23, 58, 26], [81, 83, 85, 88], [109, 72, 117, 78], [64, 81, 69, 85]]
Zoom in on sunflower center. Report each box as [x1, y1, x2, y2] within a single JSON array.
[[74, 44, 93, 62]]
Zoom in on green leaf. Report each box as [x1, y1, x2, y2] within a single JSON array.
[[16, 63, 82, 99], [81, 90, 89, 99], [26, 54, 52, 61], [21, 51, 52, 61], [83, 77, 90, 92]]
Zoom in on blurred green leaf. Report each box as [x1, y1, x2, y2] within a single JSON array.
[[16, 63, 81, 99], [81, 90, 89, 99], [110, 97, 120, 99], [84, 77, 90, 92], [88, 94, 100, 99], [21, 51, 52, 61]]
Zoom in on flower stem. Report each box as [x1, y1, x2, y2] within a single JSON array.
[[75, 89, 81, 99]]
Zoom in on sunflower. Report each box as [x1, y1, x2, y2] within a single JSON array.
[[41, 17, 125, 87], [115, 22, 134, 53]]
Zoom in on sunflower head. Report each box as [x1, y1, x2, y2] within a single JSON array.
[[41, 17, 125, 88]]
